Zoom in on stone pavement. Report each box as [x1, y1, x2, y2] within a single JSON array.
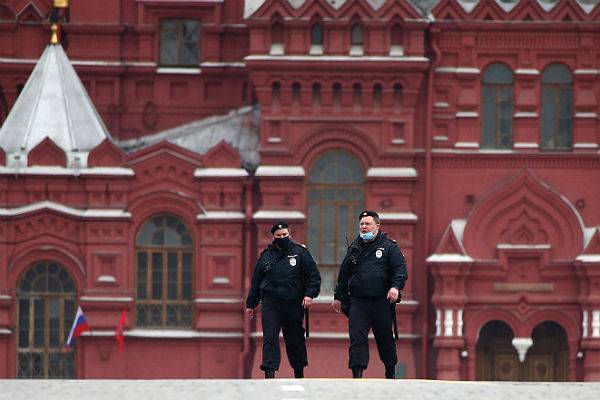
[[1, 379, 599, 400]]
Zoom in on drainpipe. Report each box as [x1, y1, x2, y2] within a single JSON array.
[[238, 177, 254, 378], [422, 26, 441, 379]]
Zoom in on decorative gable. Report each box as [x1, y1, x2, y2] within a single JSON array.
[[462, 170, 585, 261], [202, 140, 242, 168], [88, 139, 126, 167], [28, 137, 67, 167], [431, 0, 469, 20], [435, 222, 468, 255], [582, 228, 600, 255], [16, 2, 44, 22]]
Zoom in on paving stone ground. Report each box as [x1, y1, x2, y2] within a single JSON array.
[[1, 379, 600, 400]]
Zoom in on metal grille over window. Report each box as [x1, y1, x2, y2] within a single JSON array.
[[136, 215, 194, 328], [307, 151, 365, 295], [16, 262, 76, 379], [481, 63, 513, 149], [160, 19, 200, 66], [541, 64, 573, 151]]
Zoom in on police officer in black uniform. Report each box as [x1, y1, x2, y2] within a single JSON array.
[[332, 210, 408, 379], [246, 221, 321, 379]]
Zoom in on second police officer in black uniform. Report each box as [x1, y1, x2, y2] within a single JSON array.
[[332, 210, 408, 379], [246, 221, 321, 379]]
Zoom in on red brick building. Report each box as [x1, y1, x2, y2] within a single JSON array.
[[0, 0, 600, 381]]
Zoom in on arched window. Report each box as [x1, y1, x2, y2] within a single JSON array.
[[311, 22, 323, 46], [270, 22, 284, 55], [373, 84, 382, 109], [310, 22, 324, 55], [272, 81, 281, 106], [17, 262, 76, 378], [312, 83, 321, 106], [136, 214, 194, 328], [390, 23, 403, 56], [307, 151, 365, 295], [353, 83, 362, 109], [292, 82, 301, 106], [541, 64, 573, 150], [481, 63, 513, 149], [333, 83, 342, 109], [393, 83, 403, 108], [350, 23, 363, 56]]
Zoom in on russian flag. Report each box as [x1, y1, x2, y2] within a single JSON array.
[[65, 306, 91, 349]]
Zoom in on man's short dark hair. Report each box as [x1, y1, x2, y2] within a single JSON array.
[[359, 210, 380, 224]]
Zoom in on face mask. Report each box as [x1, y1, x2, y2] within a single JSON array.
[[273, 236, 291, 249], [360, 229, 376, 241]]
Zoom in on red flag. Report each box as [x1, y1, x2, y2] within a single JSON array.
[[115, 308, 127, 351]]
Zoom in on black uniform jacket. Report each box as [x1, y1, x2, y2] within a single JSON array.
[[246, 241, 321, 308], [334, 232, 407, 303]]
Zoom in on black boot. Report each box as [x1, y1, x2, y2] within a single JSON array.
[[294, 368, 304, 378], [265, 369, 275, 379], [352, 368, 363, 378], [385, 365, 396, 379]]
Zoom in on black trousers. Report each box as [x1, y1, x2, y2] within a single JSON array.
[[348, 297, 397, 370], [260, 296, 307, 372]]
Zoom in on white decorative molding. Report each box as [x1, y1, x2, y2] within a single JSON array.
[[435, 67, 481, 74], [253, 210, 306, 220], [514, 112, 538, 118], [444, 309, 454, 337], [583, 310, 589, 338], [512, 337, 533, 362], [97, 275, 116, 283], [455, 111, 478, 118], [434, 102, 449, 108], [515, 69, 540, 75], [156, 67, 201, 75], [497, 243, 550, 250], [245, 55, 429, 63], [427, 254, 473, 263], [575, 69, 599, 75], [197, 211, 245, 220], [435, 309, 441, 336], [80, 296, 133, 302], [593, 310, 600, 338], [456, 309, 463, 337], [255, 166, 305, 177], [454, 142, 479, 149], [194, 298, 244, 304], [0, 166, 134, 176], [577, 255, 600, 263], [194, 168, 248, 177], [433, 135, 449, 142], [366, 167, 418, 178], [574, 143, 599, 149], [575, 112, 598, 119], [513, 142, 539, 149], [0, 328, 11, 335], [0, 201, 131, 219], [378, 212, 418, 222]]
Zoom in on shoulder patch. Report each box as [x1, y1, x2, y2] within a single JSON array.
[[299, 243, 307, 249], [259, 246, 271, 255]]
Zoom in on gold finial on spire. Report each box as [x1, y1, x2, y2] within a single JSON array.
[[54, 0, 69, 8], [50, 23, 59, 45]]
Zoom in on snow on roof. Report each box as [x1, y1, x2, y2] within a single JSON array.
[[0, 45, 111, 168], [118, 105, 260, 170]]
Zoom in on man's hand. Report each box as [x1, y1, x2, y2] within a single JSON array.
[[387, 288, 399, 303], [331, 300, 342, 314], [245, 307, 254, 319], [302, 296, 313, 309]]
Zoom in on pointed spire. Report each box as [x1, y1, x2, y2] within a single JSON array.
[[0, 44, 112, 169]]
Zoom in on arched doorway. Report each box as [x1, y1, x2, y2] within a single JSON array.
[[525, 321, 568, 381], [16, 262, 77, 378], [476, 320, 568, 381], [476, 320, 517, 380]]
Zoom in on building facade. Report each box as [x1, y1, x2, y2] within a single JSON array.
[[0, 0, 600, 381]]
